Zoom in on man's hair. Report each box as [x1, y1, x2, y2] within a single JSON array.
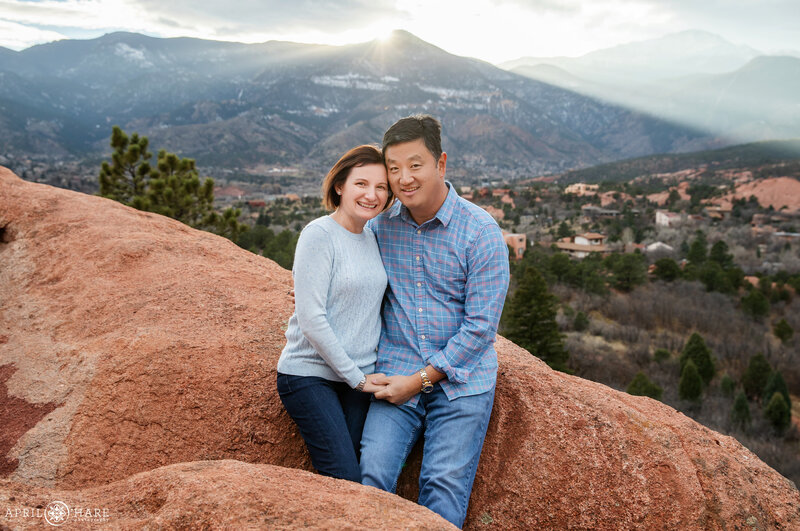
[[382, 114, 442, 161], [321, 144, 391, 211]]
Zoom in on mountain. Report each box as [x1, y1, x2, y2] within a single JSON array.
[[0, 30, 714, 181], [501, 30, 760, 85], [556, 139, 800, 184], [502, 31, 800, 143]]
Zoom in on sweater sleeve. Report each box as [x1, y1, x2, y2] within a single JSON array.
[[292, 223, 365, 388]]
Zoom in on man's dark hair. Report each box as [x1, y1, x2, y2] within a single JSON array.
[[382, 114, 442, 161]]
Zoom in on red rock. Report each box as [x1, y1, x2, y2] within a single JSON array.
[[0, 460, 454, 529], [1, 167, 799, 529]]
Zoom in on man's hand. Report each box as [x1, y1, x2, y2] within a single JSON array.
[[373, 374, 421, 405], [362, 373, 389, 394]]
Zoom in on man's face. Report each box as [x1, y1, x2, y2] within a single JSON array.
[[384, 138, 447, 223]]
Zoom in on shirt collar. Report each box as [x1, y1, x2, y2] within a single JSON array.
[[389, 181, 458, 228]]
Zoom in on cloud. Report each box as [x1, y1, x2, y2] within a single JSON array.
[[0, 18, 67, 49]]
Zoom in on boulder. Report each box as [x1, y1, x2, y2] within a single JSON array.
[[1, 167, 799, 529], [0, 460, 453, 529]]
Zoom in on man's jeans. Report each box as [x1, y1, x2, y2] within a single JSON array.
[[360, 384, 495, 528], [277, 373, 370, 482]]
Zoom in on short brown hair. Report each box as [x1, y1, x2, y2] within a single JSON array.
[[321, 145, 391, 211]]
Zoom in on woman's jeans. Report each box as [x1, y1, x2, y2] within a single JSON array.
[[276, 373, 370, 482]]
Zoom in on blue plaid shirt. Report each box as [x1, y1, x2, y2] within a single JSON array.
[[370, 182, 510, 407]]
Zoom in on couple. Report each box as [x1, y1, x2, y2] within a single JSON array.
[[276, 114, 510, 528]]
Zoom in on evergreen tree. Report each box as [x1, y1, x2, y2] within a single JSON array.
[[730, 391, 751, 429], [626, 372, 663, 401], [573, 311, 589, 332], [698, 261, 734, 293], [741, 289, 770, 321], [501, 266, 570, 372], [557, 221, 573, 239], [741, 353, 772, 399], [687, 232, 708, 265], [679, 333, 715, 385], [98, 125, 151, 204], [709, 240, 734, 269], [549, 252, 572, 283], [652, 257, 681, 282], [679, 359, 703, 402], [761, 372, 791, 421], [98, 127, 247, 243], [720, 374, 735, 397], [773, 319, 794, 344], [611, 252, 647, 292], [764, 393, 790, 433]]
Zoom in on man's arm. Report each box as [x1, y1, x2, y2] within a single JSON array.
[[372, 365, 444, 405], [425, 222, 510, 383]]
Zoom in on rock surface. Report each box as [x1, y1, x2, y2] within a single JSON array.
[[0, 460, 454, 529], [1, 167, 799, 529]]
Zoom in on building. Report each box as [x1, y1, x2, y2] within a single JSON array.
[[655, 210, 683, 228], [554, 232, 608, 259], [565, 183, 599, 196], [582, 205, 620, 220], [645, 241, 674, 254], [503, 232, 527, 261]]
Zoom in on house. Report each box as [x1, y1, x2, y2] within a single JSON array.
[[483, 205, 505, 221], [246, 200, 266, 209], [655, 210, 683, 228], [582, 205, 620, 220], [705, 204, 733, 220], [645, 242, 674, 254], [503, 232, 527, 261], [565, 183, 599, 196], [554, 232, 608, 259]]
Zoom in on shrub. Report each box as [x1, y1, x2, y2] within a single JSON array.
[[773, 319, 794, 344], [573, 311, 589, 332], [679, 333, 716, 385], [741, 353, 772, 399], [741, 289, 770, 321], [626, 372, 664, 401], [720, 374, 735, 397], [730, 392, 751, 429], [764, 393, 791, 433], [679, 360, 703, 402], [654, 348, 671, 363]]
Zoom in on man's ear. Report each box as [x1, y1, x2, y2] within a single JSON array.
[[437, 152, 447, 179]]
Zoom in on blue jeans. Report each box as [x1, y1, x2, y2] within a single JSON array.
[[276, 373, 371, 482], [360, 384, 495, 528]]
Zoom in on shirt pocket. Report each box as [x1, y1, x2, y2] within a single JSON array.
[[427, 249, 467, 303]]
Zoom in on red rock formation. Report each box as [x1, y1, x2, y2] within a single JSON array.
[[1, 167, 799, 529], [0, 460, 453, 529]]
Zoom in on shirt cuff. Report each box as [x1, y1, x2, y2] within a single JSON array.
[[344, 368, 366, 389], [427, 349, 469, 384]]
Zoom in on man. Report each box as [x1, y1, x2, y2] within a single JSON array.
[[361, 115, 510, 528]]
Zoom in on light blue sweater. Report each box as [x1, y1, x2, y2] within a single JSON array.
[[277, 215, 387, 388]]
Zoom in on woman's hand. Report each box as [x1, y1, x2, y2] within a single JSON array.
[[373, 374, 420, 405], [362, 373, 390, 394]]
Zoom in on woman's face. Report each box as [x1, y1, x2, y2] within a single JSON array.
[[335, 163, 390, 226]]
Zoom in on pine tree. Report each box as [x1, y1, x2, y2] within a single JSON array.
[[764, 393, 790, 433], [98, 125, 152, 204], [773, 319, 794, 344], [741, 289, 770, 321], [679, 359, 703, 402], [626, 372, 663, 401], [98, 127, 247, 243], [653, 257, 681, 282], [761, 371, 791, 429], [573, 311, 589, 332], [679, 333, 716, 385], [730, 392, 751, 429], [687, 232, 707, 265], [501, 266, 569, 372], [709, 240, 734, 269], [720, 374, 735, 397], [741, 353, 772, 399], [612, 252, 647, 292]]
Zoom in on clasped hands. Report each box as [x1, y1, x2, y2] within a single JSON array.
[[362, 373, 420, 405]]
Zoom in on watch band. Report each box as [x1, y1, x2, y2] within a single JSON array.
[[356, 377, 366, 392], [419, 369, 434, 393]]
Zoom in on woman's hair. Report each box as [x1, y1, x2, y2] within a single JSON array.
[[321, 144, 392, 211]]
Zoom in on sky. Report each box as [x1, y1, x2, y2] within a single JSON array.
[[1, 0, 799, 63]]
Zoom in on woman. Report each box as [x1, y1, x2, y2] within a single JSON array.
[[276, 145, 391, 482]]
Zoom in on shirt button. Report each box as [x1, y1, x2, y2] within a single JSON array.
[[416, 230, 421, 234], [416, 282, 422, 287], [415, 256, 420, 261], [418, 308, 423, 313], [421, 335, 426, 340]]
